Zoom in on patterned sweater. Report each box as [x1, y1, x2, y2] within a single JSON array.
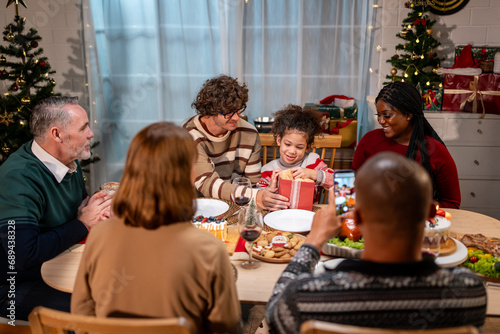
[[266, 245, 487, 334], [259, 153, 333, 201], [184, 115, 262, 200]]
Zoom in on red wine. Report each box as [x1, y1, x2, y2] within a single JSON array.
[[235, 196, 250, 206], [240, 229, 261, 242]]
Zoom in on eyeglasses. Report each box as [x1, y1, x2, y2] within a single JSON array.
[[218, 104, 247, 119]]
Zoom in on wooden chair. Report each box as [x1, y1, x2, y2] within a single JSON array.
[[28, 306, 193, 334], [259, 133, 342, 203], [300, 320, 479, 334], [259, 133, 342, 168]]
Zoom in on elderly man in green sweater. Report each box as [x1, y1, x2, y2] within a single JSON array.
[[184, 74, 289, 211], [0, 96, 111, 321]]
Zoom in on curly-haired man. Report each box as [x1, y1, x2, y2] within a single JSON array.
[[184, 74, 288, 210]]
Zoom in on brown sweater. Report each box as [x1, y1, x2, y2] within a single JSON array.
[[184, 115, 262, 200], [71, 218, 240, 334]]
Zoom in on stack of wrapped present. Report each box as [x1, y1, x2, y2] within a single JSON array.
[[304, 95, 357, 148], [439, 44, 500, 118]]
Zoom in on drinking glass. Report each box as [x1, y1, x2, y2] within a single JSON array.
[[238, 207, 263, 269], [422, 229, 441, 258], [231, 177, 252, 206]]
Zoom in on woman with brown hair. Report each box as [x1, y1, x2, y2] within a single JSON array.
[[71, 122, 240, 334]]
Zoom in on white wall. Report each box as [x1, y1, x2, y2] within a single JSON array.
[[0, 0, 87, 110], [370, 0, 500, 95]]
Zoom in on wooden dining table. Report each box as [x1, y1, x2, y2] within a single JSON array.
[[41, 208, 500, 315]]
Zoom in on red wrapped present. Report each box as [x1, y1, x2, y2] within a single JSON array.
[[278, 179, 314, 211], [442, 73, 500, 118]]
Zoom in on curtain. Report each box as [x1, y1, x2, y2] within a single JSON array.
[[82, 0, 374, 189]]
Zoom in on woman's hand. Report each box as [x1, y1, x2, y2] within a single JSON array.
[[291, 167, 317, 181]]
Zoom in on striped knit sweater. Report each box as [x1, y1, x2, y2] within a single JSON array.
[[184, 115, 262, 200], [266, 245, 487, 334]]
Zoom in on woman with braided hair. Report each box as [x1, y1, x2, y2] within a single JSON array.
[[352, 81, 460, 208]]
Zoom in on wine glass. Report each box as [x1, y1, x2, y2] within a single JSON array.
[[238, 206, 263, 269], [231, 177, 252, 206]]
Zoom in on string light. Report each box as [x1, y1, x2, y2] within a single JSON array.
[[426, 81, 431, 86], [407, 24, 412, 29], [416, 38, 420, 43], [439, 83, 443, 88], [414, 70, 418, 75], [404, 73, 408, 78]]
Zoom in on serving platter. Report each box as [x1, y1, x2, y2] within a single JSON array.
[[244, 233, 305, 264], [435, 238, 468, 268]]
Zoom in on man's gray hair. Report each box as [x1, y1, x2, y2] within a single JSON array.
[[30, 96, 80, 140]]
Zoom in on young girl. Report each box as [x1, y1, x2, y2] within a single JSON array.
[[259, 104, 334, 201]]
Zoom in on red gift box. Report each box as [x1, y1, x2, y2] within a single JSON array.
[[278, 179, 314, 211], [442, 73, 500, 118]]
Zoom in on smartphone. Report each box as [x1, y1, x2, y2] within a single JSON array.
[[334, 169, 355, 214]]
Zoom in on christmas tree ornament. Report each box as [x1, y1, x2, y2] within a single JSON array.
[[1, 69, 7, 76], [393, 54, 399, 60], [20, 96, 30, 104], [0, 55, 5, 64], [426, 28, 433, 35], [432, 67, 438, 73], [39, 61, 46, 67], [401, 28, 409, 38], [6, 32, 15, 41], [429, 52, 435, 59], [391, 68, 397, 76], [11, 85, 18, 91], [2, 144, 10, 154], [31, 40, 38, 48], [0, 111, 14, 126], [16, 75, 26, 86], [405, 1, 411, 8], [50, 79, 56, 86]]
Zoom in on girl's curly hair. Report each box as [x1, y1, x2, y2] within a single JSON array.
[[271, 104, 322, 147], [191, 75, 249, 117]]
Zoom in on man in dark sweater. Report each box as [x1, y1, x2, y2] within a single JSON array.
[[0, 97, 111, 321], [266, 152, 486, 333]]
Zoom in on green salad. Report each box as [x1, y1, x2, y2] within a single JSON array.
[[462, 249, 500, 278], [328, 237, 364, 250]]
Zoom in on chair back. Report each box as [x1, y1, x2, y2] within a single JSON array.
[[259, 133, 342, 203], [29, 306, 193, 334], [259, 133, 342, 169], [300, 320, 479, 334]]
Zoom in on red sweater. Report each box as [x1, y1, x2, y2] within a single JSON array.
[[352, 129, 461, 209]]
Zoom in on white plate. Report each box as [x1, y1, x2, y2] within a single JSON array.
[[194, 198, 229, 217], [435, 238, 468, 268], [264, 209, 315, 232]]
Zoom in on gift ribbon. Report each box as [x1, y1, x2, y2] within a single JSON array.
[[329, 119, 355, 135], [319, 115, 330, 131], [414, 18, 426, 26], [444, 75, 500, 119], [289, 180, 302, 209], [423, 89, 439, 109]]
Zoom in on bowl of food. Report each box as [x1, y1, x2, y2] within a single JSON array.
[[253, 117, 274, 133]]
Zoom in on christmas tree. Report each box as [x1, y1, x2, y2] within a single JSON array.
[[385, 0, 444, 89], [0, 0, 58, 165]]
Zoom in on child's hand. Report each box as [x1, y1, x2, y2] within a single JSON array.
[[268, 170, 280, 193], [291, 167, 317, 181]]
